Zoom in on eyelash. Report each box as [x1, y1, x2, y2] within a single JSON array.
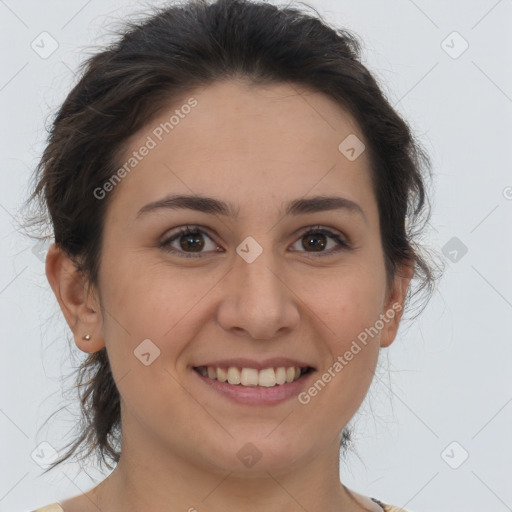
[[159, 224, 351, 259]]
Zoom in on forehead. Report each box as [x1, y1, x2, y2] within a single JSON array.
[[107, 79, 376, 221]]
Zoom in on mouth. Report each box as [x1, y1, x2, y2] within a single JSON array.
[[193, 365, 314, 388]]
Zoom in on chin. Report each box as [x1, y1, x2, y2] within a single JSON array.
[[201, 433, 309, 476]]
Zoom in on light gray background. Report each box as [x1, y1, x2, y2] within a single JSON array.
[[1, 1, 511, 511]]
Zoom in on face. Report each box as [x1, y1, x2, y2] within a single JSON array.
[[56, 79, 410, 477]]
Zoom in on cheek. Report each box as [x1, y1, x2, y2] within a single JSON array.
[[100, 246, 195, 331], [306, 261, 387, 341], [98, 250, 223, 380], [96, 253, 181, 372], [302, 256, 386, 401], [299, 280, 383, 423], [97, 266, 192, 420]]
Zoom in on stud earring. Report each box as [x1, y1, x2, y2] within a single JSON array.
[[82, 334, 91, 341]]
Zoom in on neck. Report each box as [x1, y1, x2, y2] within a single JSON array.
[[90, 424, 366, 512]]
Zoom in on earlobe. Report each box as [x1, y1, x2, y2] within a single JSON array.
[[45, 242, 105, 353], [379, 262, 414, 348]]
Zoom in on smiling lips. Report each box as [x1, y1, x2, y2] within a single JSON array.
[[194, 365, 312, 388]]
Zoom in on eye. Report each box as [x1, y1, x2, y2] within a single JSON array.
[[159, 225, 220, 258], [159, 224, 350, 258], [289, 225, 350, 257]]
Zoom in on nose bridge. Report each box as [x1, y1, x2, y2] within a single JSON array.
[[217, 234, 299, 339], [234, 235, 284, 304]]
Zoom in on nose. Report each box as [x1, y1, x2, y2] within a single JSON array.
[[216, 245, 300, 340]]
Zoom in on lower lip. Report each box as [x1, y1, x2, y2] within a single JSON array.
[[192, 368, 315, 405]]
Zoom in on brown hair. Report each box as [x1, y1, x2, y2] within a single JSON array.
[[24, 0, 441, 473]]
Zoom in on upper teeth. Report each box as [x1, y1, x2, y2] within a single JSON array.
[[196, 366, 305, 387]]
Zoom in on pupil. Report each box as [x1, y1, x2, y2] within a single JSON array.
[[305, 234, 326, 251], [181, 233, 204, 252]]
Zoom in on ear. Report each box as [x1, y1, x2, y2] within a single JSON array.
[[379, 261, 414, 348], [45, 242, 105, 353]]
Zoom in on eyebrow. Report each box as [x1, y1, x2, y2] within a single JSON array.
[[136, 194, 367, 223]]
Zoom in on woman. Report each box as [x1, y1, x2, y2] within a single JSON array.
[[26, 0, 438, 510]]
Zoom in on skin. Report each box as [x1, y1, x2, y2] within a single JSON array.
[[46, 79, 412, 512]]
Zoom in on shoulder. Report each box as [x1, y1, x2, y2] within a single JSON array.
[[29, 504, 64, 512]]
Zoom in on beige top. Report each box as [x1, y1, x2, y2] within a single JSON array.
[[31, 505, 64, 512], [30, 490, 410, 512]]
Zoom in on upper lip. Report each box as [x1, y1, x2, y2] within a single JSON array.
[[192, 358, 315, 371]]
